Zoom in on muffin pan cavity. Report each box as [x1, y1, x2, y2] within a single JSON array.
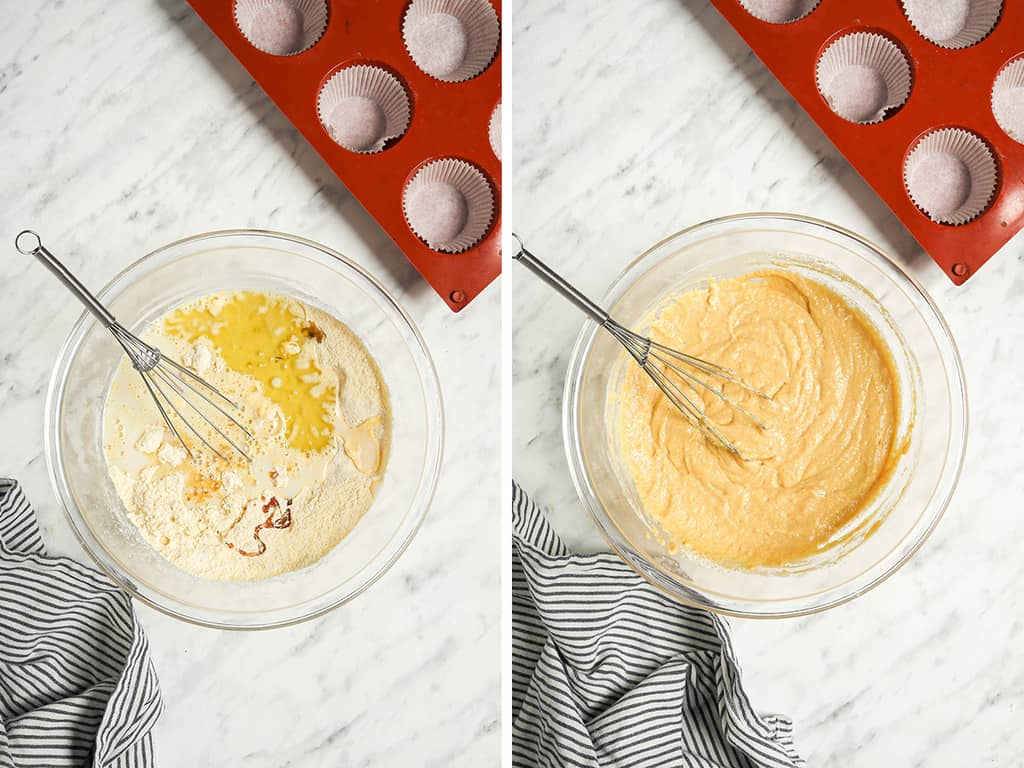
[[738, 0, 821, 24], [317, 65, 412, 154], [404, 159, 494, 252], [901, 0, 1002, 49], [904, 128, 998, 224], [234, 0, 328, 56], [402, 0, 500, 82], [992, 57, 1024, 144], [815, 32, 912, 124]]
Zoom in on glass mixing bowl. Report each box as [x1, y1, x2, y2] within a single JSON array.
[[45, 230, 443, 629], [564, 213, 967, 618]]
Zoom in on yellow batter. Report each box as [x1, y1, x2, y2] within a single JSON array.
[[616, 271, 902, 568]]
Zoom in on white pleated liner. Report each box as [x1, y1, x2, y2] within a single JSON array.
[[403, 159, 494, 253], [992, 58, 1024, 144], [489, 102, 501, 160], [903, 128, 998, 225], [316, 66, 412, 154], [737, 0, 821, 24], [234, 0, 328, 56], [402, 0, 500, 83], [901, 0, 1002, 49], [815, 32, 913, 124]]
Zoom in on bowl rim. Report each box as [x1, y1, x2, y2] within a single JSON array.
[[562, 211, 969, 619], [45, 228, 445, 630]]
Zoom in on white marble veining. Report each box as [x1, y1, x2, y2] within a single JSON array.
[[0, 2, 498, 765], [508, 1, 1024, 765]]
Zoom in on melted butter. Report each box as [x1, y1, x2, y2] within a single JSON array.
[[342, 417, 382, 475], [164, 292, 336, 453]]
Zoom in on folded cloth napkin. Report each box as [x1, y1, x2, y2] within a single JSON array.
[[512, 482, 803, 768], [0, 479, 162, 768]]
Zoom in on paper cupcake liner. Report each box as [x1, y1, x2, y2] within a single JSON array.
[[737, 0, 821, 24], [815, 32, 912, 124], [992, 57, 1024, 144], [234, 0, 327, 57], [317, 66, 411, 154], [901, 0, 1002, 49], [403, 159, 494, 252], [489, 102, 501, 160], [903, 128, 997, 225], [402, 0, 500, 83]]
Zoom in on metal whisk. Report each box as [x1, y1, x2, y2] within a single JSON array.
[[512, 236, 768, 459], [15, 231, 253, 464]]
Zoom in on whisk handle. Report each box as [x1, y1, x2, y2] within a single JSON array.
[[15, 231, 116, 328], [511, 236, 610, 325]]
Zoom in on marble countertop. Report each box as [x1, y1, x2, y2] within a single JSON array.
[[0, 2, 498, 765], [508, 1, 1023, 765]]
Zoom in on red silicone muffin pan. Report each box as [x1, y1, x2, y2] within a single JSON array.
[[187, 0, 502, 312], [710, 0, 1024, 284]]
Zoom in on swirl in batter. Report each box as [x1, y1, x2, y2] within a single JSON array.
[[615, 271, 902, 567]]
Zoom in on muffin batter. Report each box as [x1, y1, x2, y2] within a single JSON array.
[[103, 291, 390, 581], [616, 271, 901, 567]]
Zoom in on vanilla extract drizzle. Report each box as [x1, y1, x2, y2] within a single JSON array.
[[233, 496, 294, 557]]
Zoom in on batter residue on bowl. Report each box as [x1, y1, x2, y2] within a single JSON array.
[[615, 270, 902, 568], [103, 291, 390, 581]]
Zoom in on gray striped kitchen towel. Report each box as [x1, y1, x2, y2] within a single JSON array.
[[0, 479, 162, 767], [512, 482, 803, 768]]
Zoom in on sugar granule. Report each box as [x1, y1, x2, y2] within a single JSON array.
[[328, 96, 387, 152], [909, 152, 972, 218], [406, 13, 469, 78], [406, 181, 469, 246], [249, 2, 305, 56], [826, 65, 888, 122]]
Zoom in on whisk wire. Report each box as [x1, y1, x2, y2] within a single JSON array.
[[112, 324, 161, 372], [113, 319, 253, 461], [654, 353, 767, 430], [146, 369, 237, 464], [605, 323, 649, 364], [157, 361, 254, 440], [650, 340, 770, 400], [161, 355, 247, 413], [138, 372, 195, 461], [149, 366, 253, 463], [608, 320, 763, 447], [644, 362, 744, 456]]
